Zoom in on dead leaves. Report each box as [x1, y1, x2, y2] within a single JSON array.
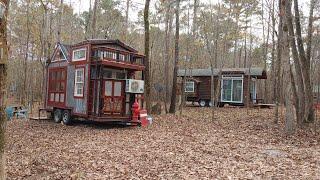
[[5, 108, 320, 179]]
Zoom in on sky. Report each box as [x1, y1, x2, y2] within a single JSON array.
[[68, 0, 312, 41]]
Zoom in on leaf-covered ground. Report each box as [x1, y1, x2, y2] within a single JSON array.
[[5, 108, 320, 179]]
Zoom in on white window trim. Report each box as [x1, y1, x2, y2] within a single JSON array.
[[74, 68, 85, 97], [72, 48, 87, 61], [220, 75, 244, 103], [185, 81, 195, 93]]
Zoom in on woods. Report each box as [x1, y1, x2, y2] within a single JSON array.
[[1, 0, 320, 178]]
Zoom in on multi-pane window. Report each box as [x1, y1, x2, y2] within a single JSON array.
[[72, 48, 87, 61], [119, 54, 126, 61], [74, 68, 85, 97], [101, 51, 117, 60], [185, 81, 195, 92], [48, 68, 66, 104]]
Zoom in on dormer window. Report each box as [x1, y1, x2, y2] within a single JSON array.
[[72, 48, 87, 61]]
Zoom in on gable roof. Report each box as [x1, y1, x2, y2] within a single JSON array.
[[60, 43, 71, 60], [178, 68, 267, 79], [50, 43, 71, 62]]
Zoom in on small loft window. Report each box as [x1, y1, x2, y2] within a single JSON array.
[[72, 48, 87, 61], [185, 81, 195, 92]]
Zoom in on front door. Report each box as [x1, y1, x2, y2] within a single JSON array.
[[103, 80, 125, 116]]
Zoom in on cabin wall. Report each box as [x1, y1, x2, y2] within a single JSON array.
[[66, 64, 89, 115], [182, 76, 219, 102]]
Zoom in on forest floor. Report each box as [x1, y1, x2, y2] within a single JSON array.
[[5, 107, 320, 179]]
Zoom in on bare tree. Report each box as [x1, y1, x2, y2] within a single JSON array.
[[92, 0, 99, 39], [0, 0, 10, 178], [57, 0, 64, 42], [169, 0, 180, 113], [275, 0, 283, 124], [144, 0, 151, 113]]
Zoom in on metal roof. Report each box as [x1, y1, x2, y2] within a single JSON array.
[[178, 68, 266, 78], [73, 39, 138, 53]]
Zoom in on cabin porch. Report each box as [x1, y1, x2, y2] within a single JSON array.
[[88, 62, 144, 121]]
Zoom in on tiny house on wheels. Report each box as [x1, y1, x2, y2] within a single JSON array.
[[178, 68, 267, 107], [43, 39, 147, 125]]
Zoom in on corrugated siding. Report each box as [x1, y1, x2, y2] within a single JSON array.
[[66, 64, 88, 114]]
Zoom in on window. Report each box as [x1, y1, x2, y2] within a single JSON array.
[[221, 76, 243, 103], [185, 81, 195, 92], [74, 68, 85, 97], [72, 48, 87, 61], [119, 54, 126, 61], [48, 68, 66, 104]]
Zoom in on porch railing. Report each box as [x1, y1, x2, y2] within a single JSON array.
[[91, 48, 144, 66]]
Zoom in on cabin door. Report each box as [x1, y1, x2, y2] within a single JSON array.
[[103, 80, 125, 116]]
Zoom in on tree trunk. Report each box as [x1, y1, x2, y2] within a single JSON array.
[[0, 1, 10, 178], [281, 1, 295, 134], [293, 0, 314, 123], [285, 0, 306, 125], [275, 0, 284, 124], [125, 0, 130, 41], [144, 0, 151, 113], [164, 2, 172, 114], [91, 0, 98, 39], [57, 0, 64, 42], [23, 0, 31, 106], [169, 0, 180, 113]]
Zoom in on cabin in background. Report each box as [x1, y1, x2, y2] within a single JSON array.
[[44, 39, 145, 124], [178, 68, 267, 107]]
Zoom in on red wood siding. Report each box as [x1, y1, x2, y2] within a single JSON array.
[[47, 67, 67, 108]]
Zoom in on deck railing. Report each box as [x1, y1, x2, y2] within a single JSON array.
[[91, 48, 144, 66]]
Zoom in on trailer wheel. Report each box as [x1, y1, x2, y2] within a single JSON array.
[[199, 99, 206, 107], [62, 110, 72, 125], [208, 100, 213, 107], [53, 109, 62, 123]]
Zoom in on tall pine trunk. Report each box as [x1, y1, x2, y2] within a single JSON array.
[[91, 0, 98, 38], [169, 0, 180, 113], [0, 1, 10, 178], [144, 0, 151, 113]]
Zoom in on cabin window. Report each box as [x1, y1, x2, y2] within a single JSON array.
[[119, 54, 126, 61], [116, 72, 126, 79], [103, 51, 117, 60], [74, 68, 85, 97], [185, 81, 195, 92], [48, 68, 66, 104], [103, 70, 113, 79], [72, 48, 87, 61], [221, 76, 243, 103]]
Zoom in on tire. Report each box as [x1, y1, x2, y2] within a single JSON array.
[[208, 100, 213, 107], [199, 99, 206, 107], [53, 109, 62, 123], [62, 110, 72, 125]]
